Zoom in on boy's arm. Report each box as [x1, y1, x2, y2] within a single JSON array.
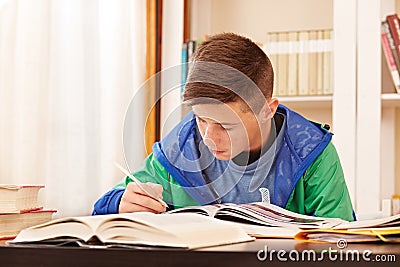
[[92, 153, 172, 215], [93, 153, 199, 215], [286, 142, 355, 221], [92, 188, 125, 215]]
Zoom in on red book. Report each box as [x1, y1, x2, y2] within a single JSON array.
[[381, 21, 400, 93], [386, 14, 400, 66]]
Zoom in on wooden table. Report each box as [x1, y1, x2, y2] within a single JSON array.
[[1, 239, 399, 267]]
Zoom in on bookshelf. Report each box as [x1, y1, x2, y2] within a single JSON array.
[[331, 0, 400, 215], [189, 0, 357, 209], [279, 96, 333, 132], [279, 95, 332, 109], [183, 0, 400, 216], [382, 93, 400, 107]]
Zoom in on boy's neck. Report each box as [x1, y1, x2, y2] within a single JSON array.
[[233, 113, 283, 166]]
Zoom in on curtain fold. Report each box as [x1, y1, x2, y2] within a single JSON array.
[[0, 0, 146, 217]]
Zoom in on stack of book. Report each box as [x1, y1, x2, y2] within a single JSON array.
[[381, 13, 400, 93], [0, 185, 56, 240], [263, 29, 333, 97], [295, 213, 400, 243]]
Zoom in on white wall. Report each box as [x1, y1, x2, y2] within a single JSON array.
[[209, 0, 332, 43], [161, 0, 184, 138]]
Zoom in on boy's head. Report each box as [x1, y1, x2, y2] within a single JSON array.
[[184, 32, 274, 111], [183, 33, 278, 160]]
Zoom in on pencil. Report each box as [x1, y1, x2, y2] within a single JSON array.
[[114, 162, 168, 208]]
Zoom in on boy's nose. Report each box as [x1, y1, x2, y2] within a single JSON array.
[[203, 125, 221, 148]]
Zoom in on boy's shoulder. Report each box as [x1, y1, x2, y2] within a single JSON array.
[[278, 104, 332, 160]]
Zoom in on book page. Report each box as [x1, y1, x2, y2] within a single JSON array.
[[215, 202, 344, 229], [166, 204, 220, 217], [234, 222, 299, 238], [97, 215, 186, 248], [10, 214, 116, 243], [333, 214, 400, 229], [10, 212, 253, 249], [98, 212, 253, 249]]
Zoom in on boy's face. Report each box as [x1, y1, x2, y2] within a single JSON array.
[[192, 100, 276, 160]]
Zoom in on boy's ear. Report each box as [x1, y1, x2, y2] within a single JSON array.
[[260, 98, 279, 123]]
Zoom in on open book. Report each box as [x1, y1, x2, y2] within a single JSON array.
[[295, 213, 400, 243], [8, 212, 254, 249], [168, 202, 345, 230]]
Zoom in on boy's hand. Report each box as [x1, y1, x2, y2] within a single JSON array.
[[119, 182, 166, 213]]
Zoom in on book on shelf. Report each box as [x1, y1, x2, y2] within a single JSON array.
[[383, 20, 400, 79], [265, 29, 333, 97], [264, 32, 279, 96], [181, 39, 199, 98], [386, 14, 400, 69], [0, 184, 44, 212], [186, 39, 196, 62], [180, 42, 187, 97], [181, 39, 201, 117], [381, 21, 400, 93], [297, 31, 310, 96], [295, 213, 400, 243], [0, 209, 56, 240], [308, 30, 318, 96], [393, 194, 400, 215], [316, 30, 324, 95], [286, 31, 298, 96], [322, 29, 333, 95], [277, 32, 289, 96], [8, 212, 254, 249]]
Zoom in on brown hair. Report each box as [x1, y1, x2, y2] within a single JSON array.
[[183, 33, 274, 113]]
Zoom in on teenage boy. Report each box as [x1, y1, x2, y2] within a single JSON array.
[[93, 33, 354, 221]]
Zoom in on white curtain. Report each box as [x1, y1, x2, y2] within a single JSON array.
[[0, 0, 146, 217]]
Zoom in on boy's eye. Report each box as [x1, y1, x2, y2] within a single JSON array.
[[196, 117, 234, 131], [220, 125, 233, 131], [197, 117, 206, 123]]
